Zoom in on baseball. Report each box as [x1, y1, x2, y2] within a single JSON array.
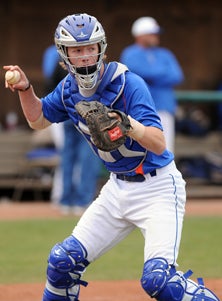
[[5, 70, 21, 84]]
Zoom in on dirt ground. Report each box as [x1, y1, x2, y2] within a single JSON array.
[[0, 199, 222, 301]]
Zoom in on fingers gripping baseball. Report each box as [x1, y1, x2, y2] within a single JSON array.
[[3, 65, 30, 92], [75, 100, 131, 151]]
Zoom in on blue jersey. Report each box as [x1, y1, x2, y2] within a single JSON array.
[[120, 45, 184, 114], [41, 62, 174, 175]]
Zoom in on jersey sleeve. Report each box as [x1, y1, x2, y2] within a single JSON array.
[[123, 71, 163, 130], [41, 79, 69, 123]]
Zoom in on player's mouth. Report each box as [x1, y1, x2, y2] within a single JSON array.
[[76, 65, 97, 75]]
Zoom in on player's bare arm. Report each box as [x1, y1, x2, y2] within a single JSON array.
[[3, 65, 50, 129], [140, 126, 166, 154], [128, 116, 166, 154]]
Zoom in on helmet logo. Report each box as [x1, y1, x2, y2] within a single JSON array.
[[77, 31, 88, 38]]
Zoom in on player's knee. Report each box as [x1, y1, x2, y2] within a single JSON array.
[[46, 235, 89, 289], [141, 257, 220, 301], [141, 257, 176, 297]]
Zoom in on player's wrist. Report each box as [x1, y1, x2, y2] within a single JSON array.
[[127, 116, 145, 140], [18, 81, 31, 92]]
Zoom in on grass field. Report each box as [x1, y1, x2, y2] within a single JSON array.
[[0, 216, 221, 284]]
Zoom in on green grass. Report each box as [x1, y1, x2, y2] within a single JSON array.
[[178, 216, 222, 278], [0, 218, 77, 284], [0, 216, 221, 284]]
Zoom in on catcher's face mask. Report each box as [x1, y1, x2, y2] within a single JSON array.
[[54, 13, 107, 89], [66, 44, 102, 89]]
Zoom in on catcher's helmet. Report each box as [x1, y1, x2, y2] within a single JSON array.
[[55, 13, 107, 89]]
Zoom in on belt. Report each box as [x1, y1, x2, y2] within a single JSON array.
[[116, 170, 156, 182]]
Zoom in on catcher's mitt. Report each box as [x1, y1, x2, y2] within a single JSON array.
[[75, 100, 131, 151]]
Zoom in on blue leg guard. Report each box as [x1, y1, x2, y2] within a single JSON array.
[[141, 257, 220, 301], [42, 235, 90, 301]]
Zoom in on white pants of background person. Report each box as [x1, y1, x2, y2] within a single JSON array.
[[158, 111, 175, 153], [50, 123, 64, 205]]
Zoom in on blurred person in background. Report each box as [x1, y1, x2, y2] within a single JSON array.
[[59, 118, 101, 216], [120, 16, 184, 152], [42, 45, 66, 204], [42, 45, 101, 214]]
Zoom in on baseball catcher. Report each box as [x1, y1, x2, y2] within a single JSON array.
[[75, 100, 131, 151], [4, 12, 220, 301]]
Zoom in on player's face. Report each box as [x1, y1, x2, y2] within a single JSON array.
[[67, 44, 99, 68], [136, 33, 160, 47]]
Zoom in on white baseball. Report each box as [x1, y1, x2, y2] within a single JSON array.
[[5, 70, 21, 84]]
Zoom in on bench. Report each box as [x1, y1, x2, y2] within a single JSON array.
[[0, 129, 59, 201], [175, 90, 222, 197], [175, 131, 222, 158]]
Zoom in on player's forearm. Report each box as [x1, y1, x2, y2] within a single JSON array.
[[128, 116, 166, 154], [18, 86, 51, 129], [18, 85, 43, 122], [4, 65, 49, 129]]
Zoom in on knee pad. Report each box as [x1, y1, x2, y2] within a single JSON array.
[[43, 235, 89, 301], [141, 257, 219, 301]]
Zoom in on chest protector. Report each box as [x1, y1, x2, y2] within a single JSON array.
[[62, 62, 147, 175]]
